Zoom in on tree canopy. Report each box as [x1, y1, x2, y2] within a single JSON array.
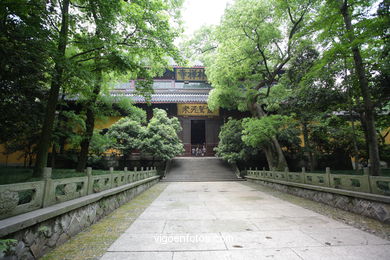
[[0, 0, 184, 176], [185, 0, 389, 174], [140, 109, 184, 161]]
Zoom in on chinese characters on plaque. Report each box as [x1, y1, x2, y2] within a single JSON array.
[[177, 104, 219, 116], [175, 68, 207, 82]]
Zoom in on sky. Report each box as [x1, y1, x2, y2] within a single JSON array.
[[180, 0, 233, 37]]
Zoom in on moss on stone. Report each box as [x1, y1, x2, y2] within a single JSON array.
[[41, 183, 168, 260]]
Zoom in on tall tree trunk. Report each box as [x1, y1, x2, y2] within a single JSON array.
[[349, 112, 360, 171], [75, 1, 103, 172], [338, 0, 381, 175], [75, 107, 95, 172], [29, 153, 33, 167], [253, 103, 289, 171], [270, 136, 288, 171], [33, 0, 70, 177], [263, 144, 275, 170], [76, 69, 102, 172], [345, 58, 360, 172], [359, 111, 369, 158], [347, 87, 361, 171], [51, 144, 57, 168], [23, 153, 27, 168], [302, 120, 315, 171]]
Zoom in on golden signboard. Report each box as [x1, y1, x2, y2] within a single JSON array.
[[177, 104, 219, 116], [175, 68, 207, 82]]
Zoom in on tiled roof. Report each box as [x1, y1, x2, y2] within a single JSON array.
[[112, 81, 212, 90], [111, 93, 209, 103]]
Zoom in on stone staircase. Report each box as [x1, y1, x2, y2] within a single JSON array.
[[162, 157, 243, 182]]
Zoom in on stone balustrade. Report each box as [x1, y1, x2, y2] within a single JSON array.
[[246, 167, 390, 196], [0, 167, 158, 220]]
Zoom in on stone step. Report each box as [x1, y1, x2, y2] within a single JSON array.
[[163, 157, 242, 182]]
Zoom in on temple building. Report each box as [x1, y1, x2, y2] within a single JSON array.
[[0, 66, 242, 165], [110, 66, 242, 156]]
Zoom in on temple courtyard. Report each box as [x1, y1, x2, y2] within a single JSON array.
[[97, 181, 390, 260]]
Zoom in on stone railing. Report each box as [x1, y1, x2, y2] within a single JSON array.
[[246, 167, 390, 196], [0, 166, 158, 219]]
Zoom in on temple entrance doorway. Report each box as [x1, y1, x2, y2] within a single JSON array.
[[191, 120, 206, 156]]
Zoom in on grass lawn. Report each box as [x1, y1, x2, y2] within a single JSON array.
[[0, 167, 125, 185]]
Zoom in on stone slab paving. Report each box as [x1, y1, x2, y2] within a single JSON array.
[[101, 182, 390, 260]]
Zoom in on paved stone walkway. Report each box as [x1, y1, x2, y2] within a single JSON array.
[[101, 181, 390, 260]]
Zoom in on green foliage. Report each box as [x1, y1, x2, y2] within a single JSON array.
[[179, 25, 218, 65], [89, 130, 115, 157], [107, 117, 145, 157], [67, 0, 184, 172], [276, 122, 302, 154], [0, 0, 50, 164], [0, 0, 184, 175], [140, 109, 184, 161], [0, 239, 17, 257], [53, 110, 86, 150], [202, 0, 315, 111], [215, 118, 258, 164], [65, 0, 184, 94], [242, 115, 292, 148], [122, 104, 147, 123], [308, 115, 366, 158]]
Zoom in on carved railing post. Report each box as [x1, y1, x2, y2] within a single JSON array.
[[42, 167, 53, 207], [87, 167, 93, 194], [124, 167, 128, 183], [364, 167, 372, 193], [133, 167, 137, 182], [110, 167, 114, 188], [325, 167, 331, 187]]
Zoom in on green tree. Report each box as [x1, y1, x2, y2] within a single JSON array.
[[337, 0, 381, 175], [140, 108, 184, 162], [242, 115, 293, 170], [33, 0, 71, 177], [89, 131, 114, 157], [107, 108, 146, 159], [279, 44, 352, 170], [215, 118, 259, 164], [31, 0, 183, 176], [180, 25, 218, 65], [73, 0, 183, 172], [205, 0, 315, 170], [308, 115, 366, 169], [306, 0, 388, 175], [0, 0, 50, 166], [86, 130, 115, 168]]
